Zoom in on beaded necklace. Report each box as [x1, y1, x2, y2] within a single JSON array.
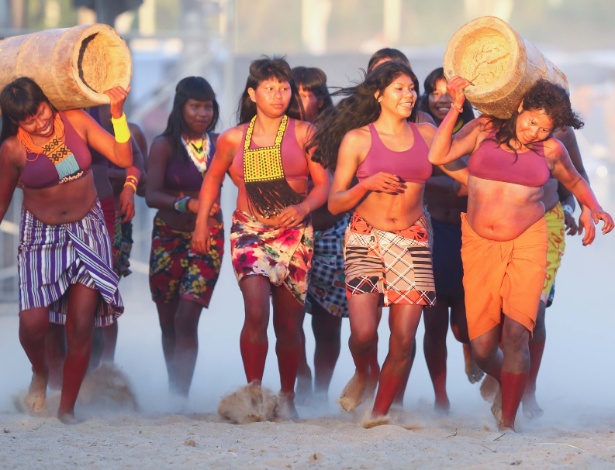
[[181, 133, 210, 175], [17, 113, 83, 184], [243, 115, 304, 218]]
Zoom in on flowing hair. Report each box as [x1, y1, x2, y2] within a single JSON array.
[[159, 76, 220, 164], [307, 61, 417, 170], [291, 66, 333, 120], [237, 56, 302, 124], [485, 79, 583, 153], [0, 77, 56, 143]]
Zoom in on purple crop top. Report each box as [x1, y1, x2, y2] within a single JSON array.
[[356, 122, 432, 184], [231, 117, 308, 182], [468, 133, 550, 187], [164, 133, 216, 192], [19, 112, 92, 189]]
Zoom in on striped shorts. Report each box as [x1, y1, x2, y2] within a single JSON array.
[[344, 212, 436, 306], [18, 201, 124, 327]]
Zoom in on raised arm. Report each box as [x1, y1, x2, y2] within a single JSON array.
[[428, 76, 476, 165], [69, 86, 133, 168]]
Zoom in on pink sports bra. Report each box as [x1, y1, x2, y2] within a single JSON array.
[[356, 122, 432, 184], [19, 112, 92, 189], [231, 117, 308, 182], [468, 133, 550, 187]]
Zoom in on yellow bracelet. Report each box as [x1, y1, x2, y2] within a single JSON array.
[[111, 113, 131, 144], [123, 181, 137, 193], [125, 175, 139, 186]]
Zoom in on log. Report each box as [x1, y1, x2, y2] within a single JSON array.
[[0, 23, 132, 112], [443, 16, 568, 119]]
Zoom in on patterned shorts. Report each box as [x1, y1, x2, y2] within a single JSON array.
[[344, 212, 436, 306], [149, 212, 224, 308], [305, 214, 350, 318]]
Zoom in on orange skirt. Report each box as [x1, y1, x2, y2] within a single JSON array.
[[461, 213, 547, 340]]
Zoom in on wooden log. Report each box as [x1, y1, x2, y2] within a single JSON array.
[[0, 23, 132, 112], [443, 16, 568, 119]]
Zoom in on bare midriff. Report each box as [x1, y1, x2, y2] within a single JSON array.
[[466, 175, 545, 241], [230, 167, 308, 226], [354, 182, 425, 232], [22, 172, 98, 225]]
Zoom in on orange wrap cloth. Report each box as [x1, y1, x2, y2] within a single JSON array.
[[461, 213, 547, 340]]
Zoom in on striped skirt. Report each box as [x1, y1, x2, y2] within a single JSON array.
[[18, 201, 124, 327]]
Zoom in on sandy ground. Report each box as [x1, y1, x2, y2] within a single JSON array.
[[1, 202, 615, 468]]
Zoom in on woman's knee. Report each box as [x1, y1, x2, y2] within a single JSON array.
[[502, 319, 530, 350]]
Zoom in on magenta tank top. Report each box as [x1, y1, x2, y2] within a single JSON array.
[[164, 133, 216, 192], [468, 133, 550, 187], [231, 117, 308, 182], [356, 122, 432, 184], [19, 112, 92, 189]]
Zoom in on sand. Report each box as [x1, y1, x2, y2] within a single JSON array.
[[1, 205, 615, 468]]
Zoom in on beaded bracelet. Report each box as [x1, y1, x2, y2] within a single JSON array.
[[173, 196, 191, 213], [450, 104, 464, 113]]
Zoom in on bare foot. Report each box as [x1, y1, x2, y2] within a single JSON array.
[[278, 393, 299, 420], [490, 389, 502, 427], [57, 410, 80, 425], [23, 372, 48, 413], [339, 372, 367, 412], [521, 393, 544, 419], [434, 396, 450, 414], [480, 375, 499, 403], [295, 373, 312, 405], [362, 413, 390, 429], [465, 357, 485, 384]]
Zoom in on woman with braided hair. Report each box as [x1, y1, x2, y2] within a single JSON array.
[[192, 57, 330, 418]]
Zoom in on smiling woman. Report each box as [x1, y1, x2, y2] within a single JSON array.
[[0, 76, 133, 424], [307, 61, 466, 426], [428, 76, 614, 432]]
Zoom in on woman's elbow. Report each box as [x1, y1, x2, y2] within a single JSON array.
[[327, 196, 343, 215]]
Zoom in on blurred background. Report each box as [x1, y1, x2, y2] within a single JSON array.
[[0, 0, 614, 418]]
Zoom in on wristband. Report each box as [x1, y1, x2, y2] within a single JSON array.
[[173, 196, 190, 213], [125, 175, 139, 187], [124, 181, 137, 193], [450, 104, 463, 113], [111, 113, 131, 143], [562, 204, 574, 216]]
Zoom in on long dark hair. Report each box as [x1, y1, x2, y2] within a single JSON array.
[[291, 66, 333, 119], [367, 48, 411, 73], [419, 67, 475, 127], [487, 79, 583, 152], [366, 48, 423, 123], [0, 76, 56, 143], [237, 56, 302, 124], [160, 76, 220, 163], [308, 61, 417, 170]]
